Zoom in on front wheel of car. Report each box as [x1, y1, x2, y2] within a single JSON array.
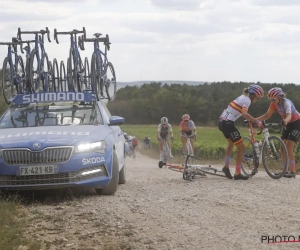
[[96, 150, 119, 195], [119, 164, 126, 184]]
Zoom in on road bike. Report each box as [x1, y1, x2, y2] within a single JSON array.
[[54, 27, 88, 92], [241, 120, 288, 179], [183, 155, 226, 180], [158, 138, 173, 168], [0, 38, 25, 104], [17, 27, 58, 92], [182, 134, 196, 165], [80, 33, 116, 101]]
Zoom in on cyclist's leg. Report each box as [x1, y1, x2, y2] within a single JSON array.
[[159, 137, 164, 162]]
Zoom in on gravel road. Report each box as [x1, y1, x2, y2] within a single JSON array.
[[21, 151, 300, 250]]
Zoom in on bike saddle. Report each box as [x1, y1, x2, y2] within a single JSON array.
[[94, 33, 102, 38], [12, 37, 19, 43]]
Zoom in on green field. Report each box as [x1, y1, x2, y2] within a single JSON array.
[[121, 124, 262, 160]]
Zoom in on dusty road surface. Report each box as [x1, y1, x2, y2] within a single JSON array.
[[21, 152, 300, 250]]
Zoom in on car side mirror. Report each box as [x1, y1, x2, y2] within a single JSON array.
[[109, 116, 124, 126]]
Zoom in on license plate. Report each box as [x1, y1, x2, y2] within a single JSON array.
[[19, 165, 57, 176]]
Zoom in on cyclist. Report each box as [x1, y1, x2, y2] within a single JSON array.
[[131, 136, 139, 152], [255, 87, 300, 178], [179, 114, 196, 154], [143, 136, 151, 149], [219, 84, 264, 180], [158, 117, 174, 161]]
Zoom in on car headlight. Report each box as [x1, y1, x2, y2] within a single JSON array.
[[74, 141, 106, 153]]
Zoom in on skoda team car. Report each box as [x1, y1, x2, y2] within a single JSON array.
[[0, 92, 126, 195]]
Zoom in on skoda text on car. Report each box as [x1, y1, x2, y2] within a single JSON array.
[[0, 92, 126, 195]]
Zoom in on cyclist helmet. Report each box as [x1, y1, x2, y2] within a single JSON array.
[[161, 117, 168, 124], [248, 84, 264, 98], [182, 114, 190, 120], [267, 87, 283, 99]]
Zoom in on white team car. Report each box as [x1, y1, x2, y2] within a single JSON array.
[[0, 92, 126, 195]]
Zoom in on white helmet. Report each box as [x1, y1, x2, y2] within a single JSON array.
[[161, 117, 168, 124]]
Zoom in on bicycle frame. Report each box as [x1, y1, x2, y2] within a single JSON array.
[[246, 121, 279, 162], [54, 27, 86, 92], [17, 27, 51, 92]]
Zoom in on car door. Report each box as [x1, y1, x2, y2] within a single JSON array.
[[97, 102, 124, 167]]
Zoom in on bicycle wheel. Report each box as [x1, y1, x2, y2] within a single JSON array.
[[29, 49, 41, 93], [68, 48, 79, 92], [241, 136, 259, 177], [48, 58, 59, 92], [262, 136, 288, 179], [15, 55, 25, 94], [40, 53, 50, 91], [82, 57, 91, 91], [23, 54, 32, 93], [102, 62, 116, 102], [91, 53, 100, 100], [186, 141, 194, 165], [59, 60, 67, 91], [2, 57, 15, 104], [162, 141, 170, 163]]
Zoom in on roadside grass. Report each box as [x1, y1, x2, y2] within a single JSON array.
[[0, 192, 41, 250]]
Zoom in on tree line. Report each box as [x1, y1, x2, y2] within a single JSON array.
[[107, 81, 300, 125]]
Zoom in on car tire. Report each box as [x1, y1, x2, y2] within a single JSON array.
[[96, 150, 119, 195], [119, 164, 126, 184]]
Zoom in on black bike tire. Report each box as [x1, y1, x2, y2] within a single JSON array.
[[83, 57, 90, 91], [29, 49, 40, 93], [41, 53, 50, 92], [68, 48, 79, 92], [103, 62, 117, 102], [15, 55, 25, 94], [241, 136, 259, 177], [91, 53, 100, 100], [51, 58, 59, 92], [2, 57, 14, 104], [262, 136, 288, 179], [59, 60, 67, 91]]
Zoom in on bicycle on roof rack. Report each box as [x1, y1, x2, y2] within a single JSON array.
[[80, 33, 116, 101], [17, 27, 58, 93], [54, 27, 88, 93], [0, 37, 25, 104], [241, 120, 288, 179]]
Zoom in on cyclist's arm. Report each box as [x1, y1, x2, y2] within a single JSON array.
[[255, 104, 275, 121], [242, 111, 258, 123]]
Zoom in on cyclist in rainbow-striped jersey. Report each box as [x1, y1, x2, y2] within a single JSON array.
[[219, 84, 264, 180]]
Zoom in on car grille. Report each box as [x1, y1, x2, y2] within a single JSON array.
[[0, 165, 108, 186], [2, 147, 73, 165]]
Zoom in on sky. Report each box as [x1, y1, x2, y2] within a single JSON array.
[[1, 0, 300, 84]]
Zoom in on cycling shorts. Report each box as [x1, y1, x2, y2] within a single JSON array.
[[281, 119, 300, 142], [181, 130, 192, 137], [218, 120, 242, 145]]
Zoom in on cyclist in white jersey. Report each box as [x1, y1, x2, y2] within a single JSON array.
[[219, 84, 264, 180], [158, 117, 174, 162]]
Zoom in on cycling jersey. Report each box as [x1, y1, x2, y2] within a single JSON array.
[[158, 123, 172, 140], [268, 98, 300, 123], [220, 94, 251, 122], [179, 120, 196, 132]]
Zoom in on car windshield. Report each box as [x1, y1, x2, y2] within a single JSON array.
[[0, 102, 102, 128]]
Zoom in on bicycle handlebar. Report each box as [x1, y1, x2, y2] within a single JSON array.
[[81, 34, 111, 50], [54, 27, 86, 44], [17, 27, 51, 43]]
